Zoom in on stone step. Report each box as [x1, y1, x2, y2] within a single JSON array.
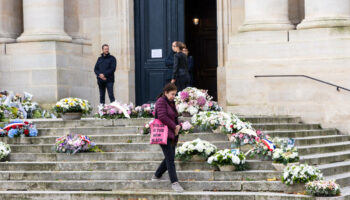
[[294, 135, 349, 146], [0, 170, 280, 181], [0, 160, 274, 171], [29, 116, 303, 128], [326, 172, 350, 187], [33, 123, 321, 137], [300, 150, 350, 165], [318, 160, 350, 176], [0, 133, 229, 145], [0, 190, 314, 200], [297, 141, 350, 155], [265, 129, 337, 138], [2, 131, 345, 145], [0, 180, 287, 192], [9, 141, 235, 153]]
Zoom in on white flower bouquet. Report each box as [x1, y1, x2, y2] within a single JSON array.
[[54, 98, 91, 115], [175, 138, 217, 161], [272, 146, 299, 165], [97, 101, 133, 119], [207, 149, 247, 171], [175, 87, 213, 116], [282, 164, 323, 185], [0, 142, 10, 160], [306, 180, 341, 197]]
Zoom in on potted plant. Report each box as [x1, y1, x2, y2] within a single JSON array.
[[207, 149, 247, 171], [55, 134, 102, 154], [272, 147, 299, 171], [55, 98, 92, 120], [175, 138, 217, 162], [248, 136, 274, 161], [306, 180, 341, 197], [282, 164, 323, 193], [0, 142, 11, 161]]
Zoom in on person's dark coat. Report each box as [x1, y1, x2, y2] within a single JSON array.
[[94, 53, 117, 82], [165, 51, 175, 81], [155, 96, 179, 142], [173, 52, 190, 91], [187, 55, 194, 85]]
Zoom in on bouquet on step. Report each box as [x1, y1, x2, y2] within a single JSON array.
[[133, 104, 155, 118], [55, 134, 102, 154], [0, 142, 11, 161], [55, 97, 92, 115], [175, 138, 217, 161], [97, 101, 133, 119], [306, 180, 341, 197], [207, 149, 248, 171], [282, 164, 323, 185], [175, 87, 213, 116], [0, 119, 38, 138]]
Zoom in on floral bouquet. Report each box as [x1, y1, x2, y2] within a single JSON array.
[[207, 149, 248, 171], [0, 120, 38, 138], [191, 111, 231, 132], [248, 134, 275, 159], [140, 119, 154, 134], [306, 180, 341, 197], [179, 121, 194, 134], [97, 101, 133, 119], [55, 134, 102, 154], [207, 101, 223, 112], [175, 87, 213, 116], [273, 147, 299, 165], [0, 105, 11, 121], [175, 138, 217, 161], [133, 104, 154, 118], [54, 98, 91, 115], [0, 142, 11, 161], [282, 164, 323, 186]]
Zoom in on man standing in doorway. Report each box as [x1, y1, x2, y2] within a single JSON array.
[[94, 44, 117, 104]]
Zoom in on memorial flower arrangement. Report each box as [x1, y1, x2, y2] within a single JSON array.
[[191, 111, 230, 132], [97, 101, 132, 119], [140, 119, 154, 135], [179, 121, 194, 134], [175, 138, 217, 161], [272, 146, 299, 165], [248, 134, 275, 159], [0, 91, 55, 119], [55, 134, 102, 154], [0, 142, 11, 161], [55, 98, 92, 115], [207, 101, 223, 112], [282, 164, 323, 186], [175, 87, 213, 116], [306, 180, 341, 197], [0, 120, 38, 138], [207, 149, 247, 171], [133, 104, 154, 118]]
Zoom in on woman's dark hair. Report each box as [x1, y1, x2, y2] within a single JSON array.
[[157, 83, 177, 99], [175, 41, 186, 51]]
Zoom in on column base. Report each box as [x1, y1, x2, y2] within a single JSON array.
[[297, 18, 350, 29], [239, 20, 295, 32], [17, 32, 72, 43]]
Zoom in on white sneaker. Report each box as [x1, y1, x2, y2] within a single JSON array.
[[151, 175, 161, 181], [171, 182, 184, 193]]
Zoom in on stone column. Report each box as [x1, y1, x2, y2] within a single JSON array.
[[64, 0, 91, 44], [17, 0, 72, 42], [297, 0, 350, 29], [0, 0, 22, 43], [239, 0, 294, 32]]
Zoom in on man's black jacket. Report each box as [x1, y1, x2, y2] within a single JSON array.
[[94, 53, 117, 82]]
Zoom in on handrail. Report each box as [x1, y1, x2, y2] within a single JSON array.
[[254, 75, 350, 92]]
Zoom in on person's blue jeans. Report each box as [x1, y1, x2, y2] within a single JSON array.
[[154, 139, 179, 183], [97, 80, 115, 104]]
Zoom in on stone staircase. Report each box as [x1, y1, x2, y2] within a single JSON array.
[[0, 116, 348, 200]]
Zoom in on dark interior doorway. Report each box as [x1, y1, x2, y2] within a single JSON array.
[[185, 0, 218, 100]]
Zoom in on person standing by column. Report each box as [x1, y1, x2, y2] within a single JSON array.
[[165, 41, 177, 82], [94, 44, 117, 105], [171, 42, 190, 91]]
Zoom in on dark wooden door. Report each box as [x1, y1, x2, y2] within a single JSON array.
[[135, 0, 185, 105]]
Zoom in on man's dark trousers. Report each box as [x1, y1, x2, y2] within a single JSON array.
[[98, 79, 115, 104]]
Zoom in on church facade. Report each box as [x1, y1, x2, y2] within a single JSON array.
[[0, 0, 349, 133]]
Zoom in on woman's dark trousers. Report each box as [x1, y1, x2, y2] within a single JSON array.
[[154, 140, 179, 183]]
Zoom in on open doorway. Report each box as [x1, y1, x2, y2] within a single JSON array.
[[185, 0, 218, 100]]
